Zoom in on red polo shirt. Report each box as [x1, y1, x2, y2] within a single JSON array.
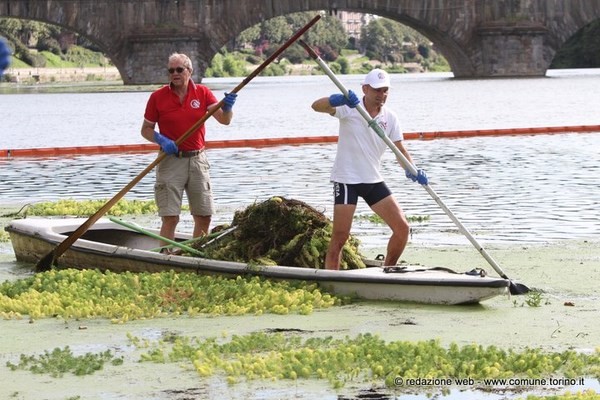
[[144, 79, 218, 151]]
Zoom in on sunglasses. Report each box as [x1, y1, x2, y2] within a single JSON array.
[[168, 67, 186, 74]]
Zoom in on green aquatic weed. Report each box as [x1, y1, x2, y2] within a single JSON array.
[[513, 289, 549, 308], [357, 213, 430, 224], [133, 331, 600, 390], [24, 198, 164, 217], [0, 269, 342, 322], [5, 346, 122, 377]]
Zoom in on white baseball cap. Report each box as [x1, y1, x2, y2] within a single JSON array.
[[362, 69, 391, 89]]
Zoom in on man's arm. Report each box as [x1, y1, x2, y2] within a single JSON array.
[[312, 90, 359, 115], [210, 92, 236, 125], [396, 140, 428, 185], [395, 140, 415, 167], [141, 120, 156, 142], [311, 97, 336, 115]]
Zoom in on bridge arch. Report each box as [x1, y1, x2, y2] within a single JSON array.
[[1, 0, 600, 84]]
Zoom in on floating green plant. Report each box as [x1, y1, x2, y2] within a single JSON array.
[[6, 346, 122, 377], [0, 229, 9, 243], [23, 198, 163, 217], [0, 269, 344, 322], [357, 213, 430, 224], [513, 289, 549, 308], [132, 331, 600, 391], [520, 390, 600, 400]]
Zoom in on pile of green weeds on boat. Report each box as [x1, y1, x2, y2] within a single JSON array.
[[191, 196, 366, 270]]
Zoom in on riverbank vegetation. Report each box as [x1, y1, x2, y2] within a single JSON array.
[[0, 11, 449, 82]]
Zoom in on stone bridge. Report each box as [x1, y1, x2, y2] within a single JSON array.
[[1, 0, 599, 84]]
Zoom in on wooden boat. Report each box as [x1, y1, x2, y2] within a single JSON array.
[[5, 217, 510, 305]]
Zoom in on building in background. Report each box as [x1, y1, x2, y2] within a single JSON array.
[[335, 11, 376, 40]]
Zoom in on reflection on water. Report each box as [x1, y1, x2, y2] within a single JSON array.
[[2, 133, 599, 248]]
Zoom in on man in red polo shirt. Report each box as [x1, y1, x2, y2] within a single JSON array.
[[141, 53, 237, 249]]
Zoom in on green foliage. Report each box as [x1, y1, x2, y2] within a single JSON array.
[[260, 62, 288, 77], [236, 12, 347, 63], [361, 17, 430, 65], [362, 19, 393, 62], [358, 213, 430, 224], [207, 52, 247, 77], [424, 56, 451, 72], [302, 14, 348, 57], [25, 198, 160, 217], [134, 331, 600, 390], [336, 56, 351, 74], [0, 18, 111, 68], [6, 346, 122, 377], [262, 15, 294, 43], [551, 19, 600, 68], [282, 43, 308, 64], [39, 51, 73, 67], [64, 45, 109, 67], [222, 54, 246, 76], [1, 12, 449, 75], [522, 390, 600, 400], [513, 290, 549, 308], [525, 290, 547, 307], [3, 11, 600, 75], [195, 197, 365, 270], [0, 269, 343, 321], [328, 61, 342, 75]]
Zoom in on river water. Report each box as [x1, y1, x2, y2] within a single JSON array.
[[1, 70, 600, 250]]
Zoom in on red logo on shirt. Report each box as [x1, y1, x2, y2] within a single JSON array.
[[190, 99, 201, 109]]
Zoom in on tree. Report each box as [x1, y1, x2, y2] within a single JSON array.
[[361, 18, 406, 63], [551, 19, 600, 69], [337, 57, 351, 74], [261, 16, 294, 44], [235, 12, 347, 63], [300, 14, 348, 56]]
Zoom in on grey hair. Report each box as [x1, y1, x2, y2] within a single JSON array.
[[168, 53, 193, 73]]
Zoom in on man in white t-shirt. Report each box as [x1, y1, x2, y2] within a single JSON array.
[[311, 68, 427, 270]]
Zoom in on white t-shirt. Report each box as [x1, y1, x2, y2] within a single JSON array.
[[330, 101, 403, 184]]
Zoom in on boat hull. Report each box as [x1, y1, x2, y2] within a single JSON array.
[[5, 218, 509, 305]]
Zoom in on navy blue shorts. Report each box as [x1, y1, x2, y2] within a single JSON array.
[[333, 182, 392, 206]]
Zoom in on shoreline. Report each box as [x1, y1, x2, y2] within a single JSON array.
[[2, 66, 123, 84]]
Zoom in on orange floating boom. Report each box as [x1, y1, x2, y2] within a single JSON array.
[[2, 125, 599, 158]]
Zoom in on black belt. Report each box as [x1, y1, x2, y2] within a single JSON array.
[[177, 149, 204, 158]]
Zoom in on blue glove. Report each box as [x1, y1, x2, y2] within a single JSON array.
[[222, 92, 237, 112], [0, 38, 11, 77], [154, 131, 178, 155], [406, 169, 428, 185], [329, 90, 360, 108]]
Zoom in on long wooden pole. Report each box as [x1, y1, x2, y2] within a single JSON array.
[[35, 15, 321, 271]]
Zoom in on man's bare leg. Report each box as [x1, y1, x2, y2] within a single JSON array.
[[370, 196, 410, 266], [325, 204, 356, 270]]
